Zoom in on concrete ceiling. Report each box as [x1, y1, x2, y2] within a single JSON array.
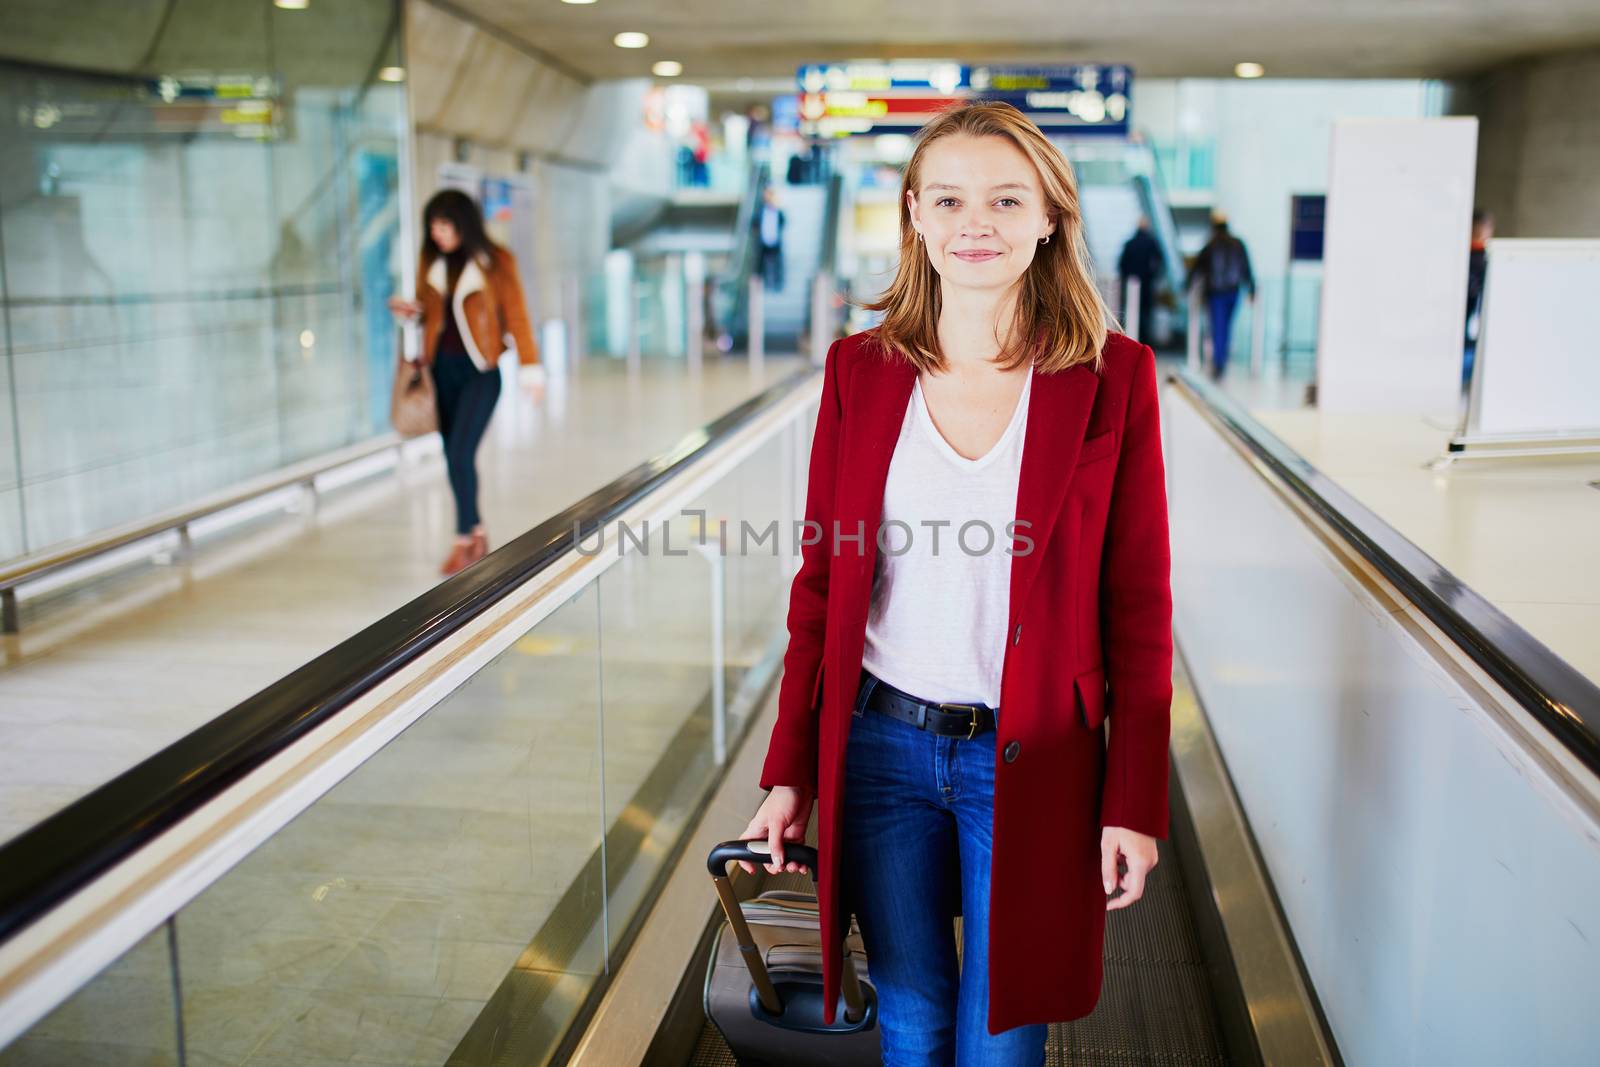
[[0, 0, 399, 85], [447, 0, 1600, 82]]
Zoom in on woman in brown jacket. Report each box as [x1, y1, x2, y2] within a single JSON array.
[[389, 190, 540, 575]]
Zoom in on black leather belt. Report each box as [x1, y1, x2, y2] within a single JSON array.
[[857, 671, 996, 740]]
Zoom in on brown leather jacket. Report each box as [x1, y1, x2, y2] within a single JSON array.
[[418, 245, 538, 370]]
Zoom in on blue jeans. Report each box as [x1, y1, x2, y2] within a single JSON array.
[[432, 349, 502, 534], [1207, 289, 1241, 377], [841, 673, 1049, 1066]]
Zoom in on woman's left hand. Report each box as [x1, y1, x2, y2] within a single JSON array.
[[517, 363, 545, 401], [1101, 826, 1158, 911]]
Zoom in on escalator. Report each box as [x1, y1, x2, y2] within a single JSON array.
[[1064, 138, 1192, 348], [619, 158, 842, 355], [718, 169, 843, 351]]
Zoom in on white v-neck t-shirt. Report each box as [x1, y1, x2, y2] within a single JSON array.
[[861, 363, 1033, 711]]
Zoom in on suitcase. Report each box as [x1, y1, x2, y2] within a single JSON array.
[[706, 840, 880, 1066]]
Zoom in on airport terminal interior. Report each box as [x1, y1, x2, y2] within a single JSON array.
[[0, 1, 1597, 1064]]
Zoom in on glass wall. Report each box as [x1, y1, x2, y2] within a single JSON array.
[[0, 0, 405, 562], [0, 394, 818, 1067]]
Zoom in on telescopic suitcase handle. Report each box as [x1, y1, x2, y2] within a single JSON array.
[[707, 840, 865, 1023], [707, 840, 819, 880]]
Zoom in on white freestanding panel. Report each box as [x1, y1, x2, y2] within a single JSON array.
[[1466, 239, 1600, 439], [1316, 118, 1478, 415]]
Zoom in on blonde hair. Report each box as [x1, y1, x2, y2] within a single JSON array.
[[860, 101, 1110, 375]]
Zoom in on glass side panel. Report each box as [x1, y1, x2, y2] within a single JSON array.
[[0, 390, 817, 1066], [0, 0, 403, 562], [0, 924, 180, 1066], [594, 507, 718, 953], [173, 584, 603, 1067]]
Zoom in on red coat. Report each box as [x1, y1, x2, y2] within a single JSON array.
[[759, 327, 1173, 1033]]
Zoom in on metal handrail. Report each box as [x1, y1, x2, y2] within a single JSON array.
[[0, 434, 404, 632], [0, 366, 817, 946], [1171, 368, 1600, 776]]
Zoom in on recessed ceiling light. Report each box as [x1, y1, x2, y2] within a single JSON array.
[[652, 60, 683, 77], [614, 31, 649, 49], [273, 0, 309, 9], [1235, 62, 1265, 79], [378, 66, 405, 82], [561, 0, 598, 4]]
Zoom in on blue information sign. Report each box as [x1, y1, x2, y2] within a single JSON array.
[[1290, 195, 1326, 262], [795, 62, 1132, 138]]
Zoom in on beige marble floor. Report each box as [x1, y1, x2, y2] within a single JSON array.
[[1177, 357, 1598, 685], [0, 354, 810, 846], [1, 368, 802, 1066]]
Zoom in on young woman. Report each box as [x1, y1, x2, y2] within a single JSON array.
[[738, 101, 1173, 1065], [389, 190, 539, 576]]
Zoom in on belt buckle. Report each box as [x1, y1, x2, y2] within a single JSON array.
[[939, 702, 981, 740]]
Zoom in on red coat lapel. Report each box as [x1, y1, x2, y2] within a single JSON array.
[[828, 355, 915, 711], [1008, 361, 1100, 625]]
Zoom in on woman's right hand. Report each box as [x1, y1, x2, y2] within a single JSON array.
[[387, 296, 422, 322], [737, 785, 814, 876]]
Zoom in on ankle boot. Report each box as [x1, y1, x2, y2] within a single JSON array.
[[440, 538, 475, 576]]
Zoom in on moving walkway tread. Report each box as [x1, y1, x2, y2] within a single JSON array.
[[687, 840, 1229, 1066]]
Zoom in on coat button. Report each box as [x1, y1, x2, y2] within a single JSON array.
[[1012, 624, 1022, 646], [1003, 740, 1020, 763]]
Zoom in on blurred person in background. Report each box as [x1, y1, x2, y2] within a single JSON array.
[[1117, 215, 1163, 344], [389, 190, 539, 577], [754, 185, 787, 292], [1463, 208, 1493, 388], [1185, 210, 1255, 379], [690, 119, 712, 186]]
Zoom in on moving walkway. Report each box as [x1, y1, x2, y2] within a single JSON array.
[[2, 364, 1596, 1067]]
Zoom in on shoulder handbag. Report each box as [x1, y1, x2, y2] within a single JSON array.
[[389, 327, 439, 438]]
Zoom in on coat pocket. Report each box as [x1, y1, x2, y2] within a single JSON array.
[[1077, 430, 1118, 466], [1074, 666, 1107, 730]]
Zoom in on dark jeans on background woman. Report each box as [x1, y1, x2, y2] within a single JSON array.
[[1206, 288, 1241, 378], [841, 670, 1050, 1066], [432, 349, 501, 535]]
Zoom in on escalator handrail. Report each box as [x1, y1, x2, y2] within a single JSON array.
[[1173, 368, 1600, 776], [1126, 133, 1189, 297], [817, 171, 843, 277], [722, 160, 770, 337], [0, 366, 819, 947]]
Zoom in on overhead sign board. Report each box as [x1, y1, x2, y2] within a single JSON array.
[[796, 62, 1131, 138]]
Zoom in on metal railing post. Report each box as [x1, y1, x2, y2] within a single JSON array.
[[1187, 287, 1203, 372], [686, 252, 705, 374], [564, 275, 584, 366], [810, 272, 832, 366], [748, 275, 764, 371], [627, 278, 642, 373], [1250, 289, 1267, 377], [698, 538, 728, 766]]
